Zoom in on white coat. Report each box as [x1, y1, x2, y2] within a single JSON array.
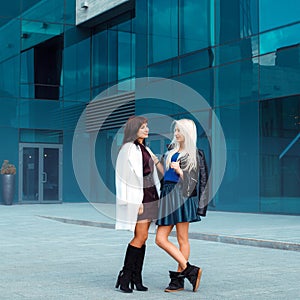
[[115, 142, 160, 232]]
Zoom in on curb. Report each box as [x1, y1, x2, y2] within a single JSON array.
[[38, 215, 300, 252]]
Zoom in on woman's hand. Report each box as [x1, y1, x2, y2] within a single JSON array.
[[170, 162, 183, 178], [147, 147, 164, 175], [147, 148, 159, 164], [138, 204, 144, 215]]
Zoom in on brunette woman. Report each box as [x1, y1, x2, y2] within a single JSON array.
[[115, 116, 160, 293]]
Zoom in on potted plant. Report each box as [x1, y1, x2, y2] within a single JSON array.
[[1, 160, 16, 205]]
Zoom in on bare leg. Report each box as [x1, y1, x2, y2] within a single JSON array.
[[130, 220, 151, 248], [176, 222, 190, 272], [155, 225, 187, 270]]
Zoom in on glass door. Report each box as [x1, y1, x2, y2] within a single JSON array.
[[19, 143, 62, 203]]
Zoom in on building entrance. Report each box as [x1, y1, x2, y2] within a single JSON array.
[[19, 143, 62, 203]]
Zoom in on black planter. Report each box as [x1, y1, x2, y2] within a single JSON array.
[[1, 174, 15, 205]]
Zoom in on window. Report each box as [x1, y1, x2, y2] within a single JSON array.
[[34, 35, 63, 100]]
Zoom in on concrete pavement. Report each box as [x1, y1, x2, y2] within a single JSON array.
[[1, 203, 300, 299]]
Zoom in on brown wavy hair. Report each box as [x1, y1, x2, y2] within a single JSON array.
[[122, 116, 148, 145]]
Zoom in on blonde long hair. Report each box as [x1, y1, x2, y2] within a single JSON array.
[[166, 119, 197, 171]]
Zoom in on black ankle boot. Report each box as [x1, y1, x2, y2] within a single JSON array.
[[115, 244, 136, 293], [164, 271, 184, 292], [180, 262, 202, 292], [131, 244, 148, 291]]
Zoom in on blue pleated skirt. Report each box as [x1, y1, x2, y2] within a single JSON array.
[[156, 182, 201, 226]]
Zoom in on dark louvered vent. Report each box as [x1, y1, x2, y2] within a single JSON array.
[[86, 91, 135, 132]]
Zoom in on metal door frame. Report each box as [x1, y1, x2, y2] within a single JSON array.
[[19, 143, 63, 204]]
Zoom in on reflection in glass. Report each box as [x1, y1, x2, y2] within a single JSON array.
[[259, 45, 300, 100], [215, 0, 258, 44], [118, 31, 135, 80], [215, 102, 259, 212], [43, 148, 59, 200], [148, 0, 178, 63], [19, 99, 62, 129], [179, 0, 210, 54], [64, 37, 90, 101], [0, 98, 18, 127], [21, 20, 63, 51], [216, 59, 258, 106], [0, 56, 20, 98], [259, 0, 300, 32], [23, 147, 39, 201], [93, 30, 108, 87], [178, 69, 214, 107], [260, 23, 300, 56], [148, 59, 178, 78], [180, 48, 214, 73], [108, 29, 118, 84], [0, 19, 20, 62], [260, 96, 300, 213], [22, 0, 64, 24], [215, 36, 258, 66]]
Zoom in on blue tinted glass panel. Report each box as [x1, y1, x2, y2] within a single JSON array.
[[215, 101, 259, 212], [1, 0, 20, 17], [64, 37, 91, 102], [20, 49, 34, 98], [108, 29, 117, 84], [118, 31, 134, 80], [65, 0, 75, 24], [21, 20, 63, 51], [19, 99, 63, 129], [0, 19, 20, 62], [0, 98, 18, 127], [95, 129, 118, 201], [63, 130, 86, 202], [260, 23, 300, 55], [92, 85, 109, 99], [136, 98, 184, 119], [0, 56, 20, 98], [135, 0, 147, 70], [93, 30, 108, 87], [180, 48, 214, 74], [148, 0, 178, 63], [148, 59, 178, 78], [215, 36, 258, 66], [259, 0, 300, 32], [178, 69, 214, 107], [62, 101, 86, 131], [0, 127, 19, 185], [22, 0, 64, 24], [19, 129, 63, 143], [179, 0, 210, 54], [260, 96, 300, 214], [259, 47, 300, 100], [21, 49, 34, 84], [117, 19, 132, 32], [215, 0, 258, 44], [21, 0, 40, 13], [216, 59, 259, 106]]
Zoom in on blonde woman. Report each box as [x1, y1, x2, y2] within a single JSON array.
[[155, 119, 208, 293]]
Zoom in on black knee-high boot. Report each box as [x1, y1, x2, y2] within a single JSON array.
[[115, 244, 136, 293], [131, 244, 148, 291]]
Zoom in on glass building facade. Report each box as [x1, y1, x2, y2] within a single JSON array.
[[0, 0, 299, 214]]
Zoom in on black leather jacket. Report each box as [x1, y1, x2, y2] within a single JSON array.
[[179, 149, 209, 216], [161, 146, 209, 217]]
